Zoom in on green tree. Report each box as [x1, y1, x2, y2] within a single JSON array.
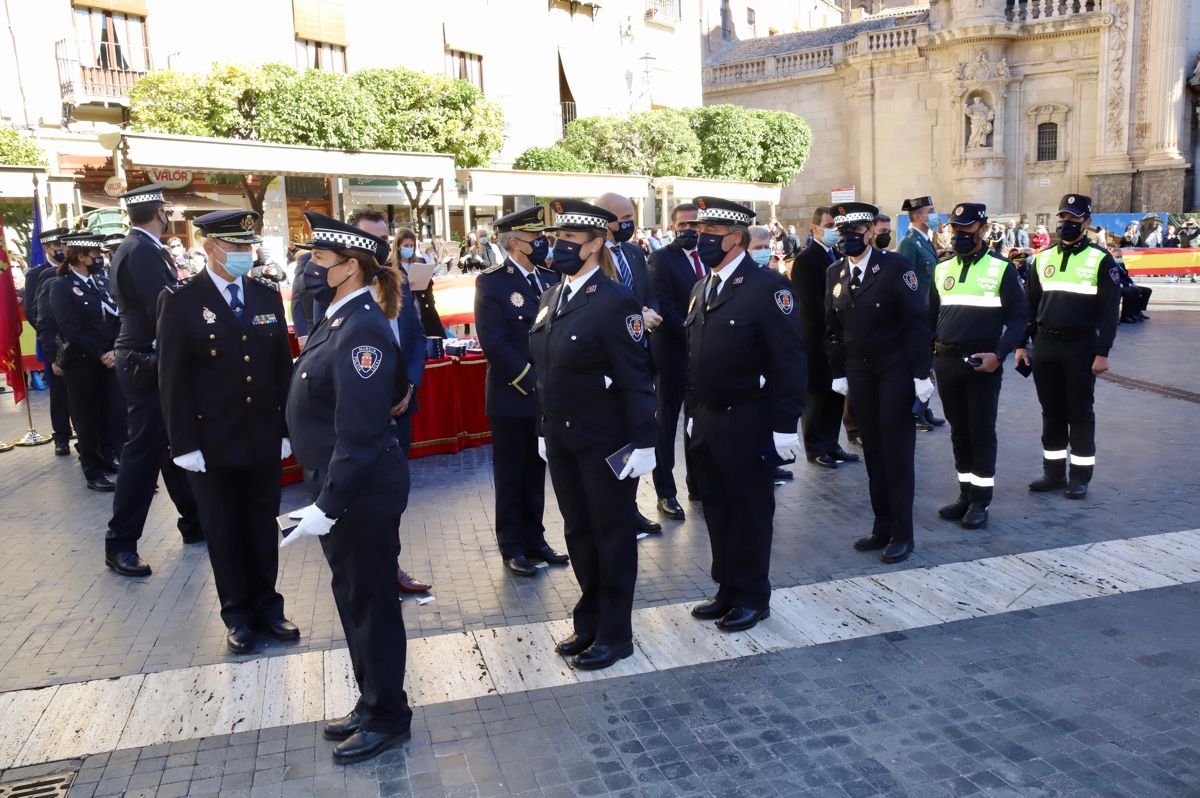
[[562, 115, 639, 173], [255, 68, 379, 150], [627, 109, 700, 177], [513, 145, 588, 173], [128, 71, 210, 137], [688, 105, 766, 181], [751, 109, 812, 184]]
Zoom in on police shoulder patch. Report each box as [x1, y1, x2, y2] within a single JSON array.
[[774, 289, 795, 314], [625, 313, 645, 342], [1109, 266, 1121, 284], [903, 271, 919, 291], [352, 345, 382, 379]]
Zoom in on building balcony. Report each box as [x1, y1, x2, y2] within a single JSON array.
[[1004, 0, 1101, 22], [56, 38, 149, 122]]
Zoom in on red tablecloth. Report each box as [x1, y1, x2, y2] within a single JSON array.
[[410, 353, 492, 458]]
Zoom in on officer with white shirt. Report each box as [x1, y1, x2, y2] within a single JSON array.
[[157, 210, 298, 655]]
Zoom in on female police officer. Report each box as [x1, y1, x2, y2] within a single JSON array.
[[530, 199, 657, 671], [280, 212, 412, 763], [48, 231, 124, 491]]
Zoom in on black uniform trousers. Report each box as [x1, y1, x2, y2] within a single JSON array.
[[105, 354, 202, 553], [187, 462, 284, 628], [311, 448, 413, 734], [803, 385, 845, 458], [490, 416, 548, 559], [651, 367, 697, 499], [61, 359, 125, 480], [545, 434, 638, 647], [1032, 335, 1097, 483], [933, 352, 1001, 502], [847, 355, 916, 543], [45, 363, 73, 443], [688, 401, 775, 611]]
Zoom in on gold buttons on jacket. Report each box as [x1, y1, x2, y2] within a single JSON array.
[[245, 396, 252, 404], [241, 334, 248, 342], [209, 334, 216, 340], [196, 413, 203, 420], [210, 349, 217, 357], [245, 375, 252, 383], [301, 372, 307, 379], [243, 355, 250, 362]]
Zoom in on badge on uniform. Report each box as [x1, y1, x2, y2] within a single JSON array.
[[510, 292, 525, 308], [774, 289, 795, 314], [1109, 266, 1121, 284], [1043, 264, 1056, 279], [331, 317, 344, 328], [72, 286, 83, 296], [352, 345, 382, 379], [586, 284, 598, 294], [902, 271, 919, 291], [626, 314, 645, 342], [871, 264, 880, 274], [943, 276, 956, 291], [688, 295, 697, 313], [732, 276, 744, 285], [251, 313, 277, 326], [535, 306, 549, 324], [833, 283, 843, 299], [506, 266, 514, 273], [202, 307, 217, 325]]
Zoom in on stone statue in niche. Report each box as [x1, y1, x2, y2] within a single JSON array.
[[965, 96, 994, 149], [996, 58, 1010, 78]]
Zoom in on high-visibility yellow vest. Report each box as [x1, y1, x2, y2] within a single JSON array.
[[934, 251, 1007, 307], [1034, 246, 1105, 295]]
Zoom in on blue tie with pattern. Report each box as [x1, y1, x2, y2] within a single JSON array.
[[227, 284, 244, 320], [613, 245, 634, 290]]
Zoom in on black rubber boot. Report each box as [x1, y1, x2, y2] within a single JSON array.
[[961, 485, 991, 529], [1028, 458, 1067, 492], [938, 483, 971, 520]]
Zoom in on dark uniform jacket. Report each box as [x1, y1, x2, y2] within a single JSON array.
[[286, 291, 405, 518], [111, 228, 178, 351], [896, 227, 939, 299], [23, 261, 56, 330], [529, 269, 656, 449], [685, 253, 807, 434], [1025, 240, 1122, 357], [157, 271, 293, 468], [474, 258, 559, 418], [47, 270, 120, 363], [825, 248, 932, 380], [35, 274, 64, 364], [929, 250, 1028, 360], [790, 241, 839, 389], [647, 242, 698, 372], [616, 241, 659, 313]]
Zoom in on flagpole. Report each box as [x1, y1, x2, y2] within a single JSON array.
[[10, 180, 50, 447]]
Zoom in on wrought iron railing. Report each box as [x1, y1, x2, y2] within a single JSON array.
[[55, 38, 148, 104]]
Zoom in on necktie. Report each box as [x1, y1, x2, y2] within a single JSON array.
[[613, 246, 634, 290], [689, 251, 704, 280], [227, 284, 244, 319], [526, 272, 541, 298], [850, 266, 862, 291], [85, 277, 96, 291], [706, 274, 722, 307]]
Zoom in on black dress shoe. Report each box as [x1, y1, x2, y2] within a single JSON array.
[[54, 441, 69, 456], [716, 607, 769, 632], [332, 728, 411, 764], [807, 453, 838, 469], [572, 642, 634, 671], [105, 551, 151, 577], [691, 597, 731, 620], [226, 626, 256, 655], [1064, 482, 1088, 500], [925, 409, 945, 426], [505, 555, 538, 577], [657, 497, 685, 520], [882, 540, 914, 564], [554, 633, 595, 657], [323, 709, 362, 741], [961, 503, 988, 529], [263, 618, 300, 641], [773, 467, 794, 480], [853, 534, 889, 551], [86, 475, 116, 492], [830, 447, 860, 463], [528, 544, 569, 565], [635, 511, 662, 533], [914, 415, 935, 432]]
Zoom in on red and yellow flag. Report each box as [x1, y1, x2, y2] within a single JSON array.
[[0, 216, 27, 405], [1121, 247, 1200, 277]]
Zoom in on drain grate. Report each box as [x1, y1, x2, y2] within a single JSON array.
[[1099, 372, 1200, 404], [0, 772, 75, 798]]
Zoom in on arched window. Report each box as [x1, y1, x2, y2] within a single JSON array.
[[1037, 123, 1059, 162]]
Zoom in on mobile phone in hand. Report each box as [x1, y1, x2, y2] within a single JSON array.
[[964, 355, 983, 368]]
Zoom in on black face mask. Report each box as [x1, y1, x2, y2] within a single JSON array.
[[1057, 220, 1084, 243], [874, 233, 891, 250], [674, 228, 698, 250], [612, 220, 635, 244], [303, 256, 351, 304], [526, 237, 548, 267], [551, 239, 587, 276], [840, 231, 867, 257], [952, 231, 978, 256]]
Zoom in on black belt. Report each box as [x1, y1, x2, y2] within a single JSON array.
[[934, 340, 995, 355], [1037, 326, 1092, 341]]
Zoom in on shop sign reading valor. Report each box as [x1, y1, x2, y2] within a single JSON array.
[[146, 168, 194, 189]]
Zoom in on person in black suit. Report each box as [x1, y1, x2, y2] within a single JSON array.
[[825, 202, 933, 565], [685, 197, 806, 633], [104, 184, 203, 578], [157, 210, 298, 655], [24, 226, 75, 453], [475, 205, 569, 577], [46, 232, 124, 491], [791, 206, 860, 470], [647, 202, 703, 519], [594, 192, 663, 535], [291, 250, 314, 339], [531, 199, 657, 672]]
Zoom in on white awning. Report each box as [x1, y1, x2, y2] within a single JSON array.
[[0, 165, 45, 199], [120, 132, 457, 184], [458, 168, 650, 201], [652, 176, 782, 204]]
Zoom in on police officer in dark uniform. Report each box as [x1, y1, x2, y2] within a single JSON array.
[[825, 202, 932, 564], [898, 196, 947, 432], [929, 202, 1028, 529], [530, 199, 656, 671], [282, 212, 412, 763], [1020, 194, 1121, 500], [105, 184, 203, 578], [684, 197, 806, 632], [25, 226, 74, 452], [46, 231, 124, 490], [157, 210, 298, 655], [475, 205, 569, 576]]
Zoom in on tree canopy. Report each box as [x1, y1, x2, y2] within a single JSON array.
[[513, 145, 588, 173], [0, 128, 48, 167]]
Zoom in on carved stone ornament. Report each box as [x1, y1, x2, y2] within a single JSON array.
[[1104, 0, 1130, 150], [965, 96, 995, 149]]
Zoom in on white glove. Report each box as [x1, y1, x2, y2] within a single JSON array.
[[288, 503, 315, 520], [831, 377, 849, 396], [279, 504, 335, 548], [914, 377, 935, 403], [173, 450, 206, 473], [618, 447, 656, 479], [603, 375, 612, 389], [280, 437, 293, 460], [686, 417, 693, 437], [773, 432, 801, 462], [538, 437, 548, 462]]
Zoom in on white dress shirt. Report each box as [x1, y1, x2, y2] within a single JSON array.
[[206, 267, 245, 308]]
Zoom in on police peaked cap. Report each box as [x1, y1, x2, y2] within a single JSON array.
[[102, 233, 126, 251], [299, 211, 388, 262], [832, 202, 879, 228], [194, 210, 262, 244], [60, 231, 105, 249], [901, 196, 934, 212], [121, 182, 171, 206], [545, 199, 616, 231], [692, 196, 755, 227], [1057, 194, 1092, 217], [493, 205, 547, 234], [948, 203, 988, 225], [38, 227, 68, 244]]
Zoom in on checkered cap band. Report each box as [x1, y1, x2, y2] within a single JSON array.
[[555, 212, 610, 229], [124, 190, 164, 205], [64, 236, 104, 248], [834, 211, 875, 226], [696, 207, 753, 225], [311, 227, 381, 252]]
